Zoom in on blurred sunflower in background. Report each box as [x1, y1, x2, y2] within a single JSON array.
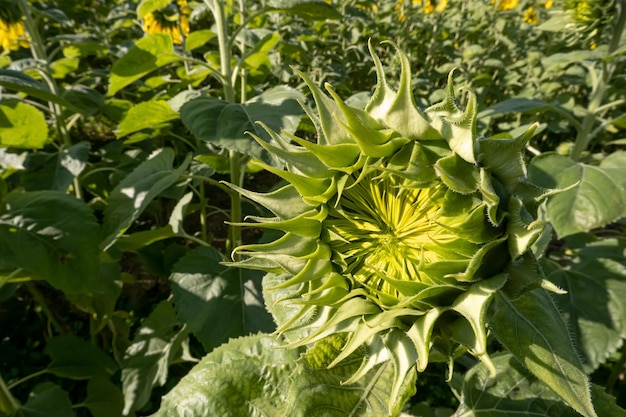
[[422, 0, 448, 13], [564, 0, 614, 30], [524, 6, 539, 24], [142, 0, 191, 45], [492, 0, 520, 10], [0, 0, 29, 52]]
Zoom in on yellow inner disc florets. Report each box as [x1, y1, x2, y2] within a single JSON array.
[[324, 174, 455, 298]]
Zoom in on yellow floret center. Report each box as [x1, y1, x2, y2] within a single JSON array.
[[324, 174, 455, 298]]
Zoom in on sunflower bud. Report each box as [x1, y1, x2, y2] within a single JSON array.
[[230, 42, 553, 414]]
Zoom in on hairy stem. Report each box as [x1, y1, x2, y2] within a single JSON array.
[[209, 0, 244, 254], [570, 0, 626, 160]]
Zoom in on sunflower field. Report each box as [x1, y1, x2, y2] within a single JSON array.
[[1, 0, 626, 416]]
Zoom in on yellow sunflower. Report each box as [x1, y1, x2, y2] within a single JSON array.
[[544, 0, 554, 8], [423, 0, 448, 13], [395, 0, 407, 22], [0, 1, 29, 52], [142, 0, 190, 45], [492, 0, 520, 10], [523, 6, 539, 24]]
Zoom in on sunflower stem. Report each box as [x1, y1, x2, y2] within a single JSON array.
[[0, 374, 19, 415], [570, 0, 626, 161], [17, 0, 82, 199], [208, 0, 243, 253]]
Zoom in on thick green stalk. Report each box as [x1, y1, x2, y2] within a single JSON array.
[[0, 374, 19, 415], [570, 0, 626, 160], [17, 0, 82, 199], [208, 0, 243, 253]]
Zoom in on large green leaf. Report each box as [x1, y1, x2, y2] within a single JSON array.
[[478, 97, 556, 118], [266, 0, 342, 20], [108, 33, 181, 96], [0, 101, 48, 149], [151, 333, 300, 417], [0, 69, 85, 114], [180, 86, 304, 163], [22, 142, 90, 192], [455, 353, 626, 417], [65, 262, 123, 334], [84, 377, 124, 417], [137, 0, 172, 18], [285, 333, 416, 417], [491, 288, 597, 417], [100, 148, 191, 251], [152, 332, 413, 417], [121, 300, 192, 415], [16, 383, 75, 417], [169, 246, 274, 351], [0, 191, 101, 293], [115, 100, 179, 138], [45, 334, 118, 379], [543, 238, 626, 372], [63, 85, 105, 116], [546, 264, 625, 372], [528, 152, 626, 238], [241, 32, 280, 77]]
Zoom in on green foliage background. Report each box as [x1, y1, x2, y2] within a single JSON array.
[[0, 0, 625, 416]]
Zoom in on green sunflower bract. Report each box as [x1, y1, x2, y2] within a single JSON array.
[[229, 42, 555, 414]]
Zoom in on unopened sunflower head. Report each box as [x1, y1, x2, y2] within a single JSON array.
[[230, 42, 555, 414], [560, 0, 615, 42]]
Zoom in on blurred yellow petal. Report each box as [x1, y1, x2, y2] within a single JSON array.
[[0, 20, 29, 52], [495, 0, 519, 10]]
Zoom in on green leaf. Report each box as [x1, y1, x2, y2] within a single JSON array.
[[45, 334, 118, 379], [491, 289, 598, 417], [137, 0, 172, 18], [63, 85, 105, 116], [50, 57, 79, 79], [17, 383, 75, 417], [121, 300, 191, 415], [529, 153, 626, 238], [180, 86, 304, 163], [456, 353, 592, 417], [241, 32, 280, 76], [478, 97, 558, 119], [184, 29, 216, 52], [285, 333, 416, 416], [169, 246, 275, 351], [267, 1, 342, 20], [100, 148, 191, 251], [112, 226, 178, 252], [547, 265, 625, 372], [590, 384, 626, 417], [116, 100, 179, 138], [599, 151, 626, 190], [151, 333, 300, 417], [108, 33, 181, 96], [65, 262, 122, 333], [0, 69, 85, 114], [84, 377, 125, 417], [169, 191, 192, 234], [0, 101, 48, 149], [0, 191, 101, 293], [22, 142, 90, 192]]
